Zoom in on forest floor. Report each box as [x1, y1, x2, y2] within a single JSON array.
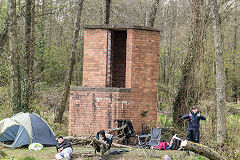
[[2, 146, 206, 160]]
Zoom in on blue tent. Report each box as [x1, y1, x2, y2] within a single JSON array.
[[0, 112, 57, 148]]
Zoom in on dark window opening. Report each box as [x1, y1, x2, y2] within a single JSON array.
[[106, 31, 127, 88]]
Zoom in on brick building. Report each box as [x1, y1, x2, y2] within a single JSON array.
[[69, 25, 160, 136]]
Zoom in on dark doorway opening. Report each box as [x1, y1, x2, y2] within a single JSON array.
[[106, 31, 127, 88]]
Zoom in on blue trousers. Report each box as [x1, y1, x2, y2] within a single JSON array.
[[187, 129, 199, 143]]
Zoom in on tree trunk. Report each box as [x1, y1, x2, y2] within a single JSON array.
[[210, 0, 226, 146], [104, 0, 111, 24], [181, 140, 226, 160], [38, 0, 46, 80], [173, 0, 205, 127], [22, 0, 34, 112], [232, 1, 238, 104], [54, 0, 84, 123], [148, 0, 160, 27], [0, 1, 2, 13], [9, 0, 22, 114], [0, 14, 9, 55], [30, 0, 35, 101]]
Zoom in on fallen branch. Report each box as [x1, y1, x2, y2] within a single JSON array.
[[228, 107, 240, 115], [106, 124, 127, 134], [65, 124, 129, 146], [64, 136, 93, 145], [112, 143, 133, 149], [64, 136, 133, 149], [180, 140, 226, 160]]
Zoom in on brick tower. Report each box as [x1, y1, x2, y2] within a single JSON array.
[[69, 25, 160, 136]]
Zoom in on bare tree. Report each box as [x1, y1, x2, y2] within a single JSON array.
[[0, 14, 9, 54], [0, 0, 9, 55], [9, 0, 22, 114], [147, 0, 160, 27], [173, 0, 206, 127], [104, 0, 111, 24], [54, 0, 84, 123], [232, 0, 238, 103], [210, 0, 226, 147], [22, 0, 35, 112], [38, 0, 46, 79]]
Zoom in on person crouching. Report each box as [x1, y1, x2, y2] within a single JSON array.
[[93, 130, 112, 160]]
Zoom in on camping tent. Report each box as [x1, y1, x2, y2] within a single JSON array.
[[0, 112, 57, 148]]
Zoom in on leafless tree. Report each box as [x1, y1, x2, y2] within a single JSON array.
[[0, 14, 9, 54], [104, 0, 111, 24], [55, 0, 84, 123], [22, 0, 35, 112], [148, 0, 160, 27], [210, 0, 226, 147], [173, 0, 206, 127], [232, 0, 238, 103], [9, 0, 22, 114]]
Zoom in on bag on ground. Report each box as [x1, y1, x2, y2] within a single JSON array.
[[28, 143, 43, 151], [170, 135, 181, 150], [154, 141, 168, 150]]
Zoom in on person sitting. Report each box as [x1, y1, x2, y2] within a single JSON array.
[[55, 136, 73, 160], [93, 130, 113, 160]]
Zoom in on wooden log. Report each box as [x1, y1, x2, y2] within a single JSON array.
[[64, 124, 129, 146], [112, 143, 133, 149], [228, 107, 240, 115], [64, 136, 133, 149], [180, 140, 226, 160], [64, 136, 93, 145]]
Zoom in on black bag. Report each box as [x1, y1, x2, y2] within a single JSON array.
[[170, 138, 181, 150]]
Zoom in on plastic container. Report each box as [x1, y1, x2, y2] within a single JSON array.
[[162, 155, 171, 160]]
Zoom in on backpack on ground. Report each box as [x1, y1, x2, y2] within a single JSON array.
[[154, 140, 168, 150], [170, 135, 182, 150]]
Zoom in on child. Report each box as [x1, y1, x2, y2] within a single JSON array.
[[182, 106, 206, 143]]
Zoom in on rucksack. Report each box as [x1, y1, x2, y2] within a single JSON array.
[[170, 138, 181, 150]]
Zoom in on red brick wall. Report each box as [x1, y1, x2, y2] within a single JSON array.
[[126, 29, 160, 132], [68, 87, 131, 136], [69, 27, 160, 136], [82, 29, 108, 87]]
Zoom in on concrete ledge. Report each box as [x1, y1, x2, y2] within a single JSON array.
[[83, 25, 161, 32], [70, 86, 131, 93]]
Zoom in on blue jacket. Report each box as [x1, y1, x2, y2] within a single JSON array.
[[182, 112, 206, 130]]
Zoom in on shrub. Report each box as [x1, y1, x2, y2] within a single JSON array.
[[157, 114, 173, 128]]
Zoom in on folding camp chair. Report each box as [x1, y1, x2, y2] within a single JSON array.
[[136, 127, 161, 160], [147, 127, 161, 159], [136, 134, 151, 158]]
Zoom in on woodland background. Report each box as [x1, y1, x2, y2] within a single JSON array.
[[0, 0, 240, 159]]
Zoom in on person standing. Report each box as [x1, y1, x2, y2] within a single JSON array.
[[182, 106, 206, 143], [55, 136, 73, 160]]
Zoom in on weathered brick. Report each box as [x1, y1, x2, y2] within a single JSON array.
[[69, 26, 160, 136]]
